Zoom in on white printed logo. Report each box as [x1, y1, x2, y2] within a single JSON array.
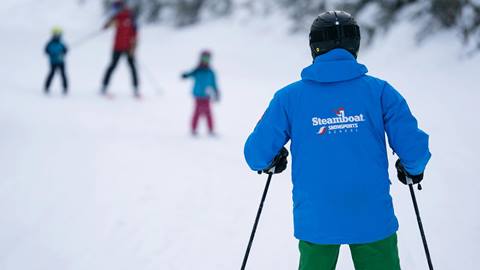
[[312, 108, 365, 135]]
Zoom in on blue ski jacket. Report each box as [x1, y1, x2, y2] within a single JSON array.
[[45, 37, 68, 65], [183, 66, 219, 98], [244, 49, 431, 244]]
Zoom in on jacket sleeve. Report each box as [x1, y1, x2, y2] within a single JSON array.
[[45, 42, 50, 55], [244, 91, 291, 171], [182, 69, 196, 79], [132, 13, 138, 37], [382, 82, 431, 175], [103, 14, 116, 29]]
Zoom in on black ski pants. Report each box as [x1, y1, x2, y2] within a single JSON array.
[[45, 63, 68, 94], [102, 50, 139, 93]]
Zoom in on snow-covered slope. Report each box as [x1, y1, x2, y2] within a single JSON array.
[[1, 1, 479, 269]]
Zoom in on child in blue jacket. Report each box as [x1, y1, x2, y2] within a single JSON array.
[[44, 27, 69, 95], [244, 11, 431, 270], [181, 50, 220, 136]]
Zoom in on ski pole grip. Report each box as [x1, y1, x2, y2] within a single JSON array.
[[257, 166, 276, 175], [406, 176, 414, 185]]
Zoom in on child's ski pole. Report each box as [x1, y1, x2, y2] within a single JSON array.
[[138, 60, 163, 95]]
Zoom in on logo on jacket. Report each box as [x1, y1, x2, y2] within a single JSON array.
[[312, 107, 365, 135]]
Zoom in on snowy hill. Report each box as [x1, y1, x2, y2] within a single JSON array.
[[1, 1, 479, 269]]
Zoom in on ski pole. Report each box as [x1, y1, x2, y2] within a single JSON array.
[[241, 170, 274, 270], [406, 177, 434, 270], [138, 60, 163, 95], [70, 30, 103, 48]]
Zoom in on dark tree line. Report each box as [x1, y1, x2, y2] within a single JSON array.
[[101, 0, 480, 49], [103, 0, 233, 26], [279, 0, 480, 49]]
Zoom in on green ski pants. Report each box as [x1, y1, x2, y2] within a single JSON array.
[[299, 233, 401, 270]]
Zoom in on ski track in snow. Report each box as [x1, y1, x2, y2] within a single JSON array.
[[0, 1, 479, 269]]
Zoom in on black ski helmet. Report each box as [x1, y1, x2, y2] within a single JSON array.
[[309, 11, 361, 59], [112, 0, 125, 10]]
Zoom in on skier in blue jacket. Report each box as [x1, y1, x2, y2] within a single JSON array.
[[244, 11, 431, 270], [181, 50, 220, 136], [44, 27, 69, 95]]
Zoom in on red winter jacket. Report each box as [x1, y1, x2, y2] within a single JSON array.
[[107, 9, 137, 52]]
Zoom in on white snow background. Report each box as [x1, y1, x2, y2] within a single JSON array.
[[0, 1, 479, 269]]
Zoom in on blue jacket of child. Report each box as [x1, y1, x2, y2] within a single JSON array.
[[244, 49, 431, 244], [183, 66, 218, 98], [45, 37, 68, 65]]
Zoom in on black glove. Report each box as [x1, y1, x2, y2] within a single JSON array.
[[181, 73, 189, 79], [395, 159, 424, 185], [261, 147, 289, 174]]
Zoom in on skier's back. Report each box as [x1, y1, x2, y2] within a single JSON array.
[[244, 11, 431, 270]]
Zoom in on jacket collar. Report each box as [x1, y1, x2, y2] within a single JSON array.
[[301, 49, 368, 83]]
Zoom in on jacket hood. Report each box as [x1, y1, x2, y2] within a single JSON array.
[[301, 49, 368, 83]]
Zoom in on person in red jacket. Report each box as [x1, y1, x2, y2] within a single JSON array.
[[101, 0, 140, 98]]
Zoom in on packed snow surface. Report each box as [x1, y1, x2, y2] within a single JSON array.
[[1, 1, 479, 269]]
